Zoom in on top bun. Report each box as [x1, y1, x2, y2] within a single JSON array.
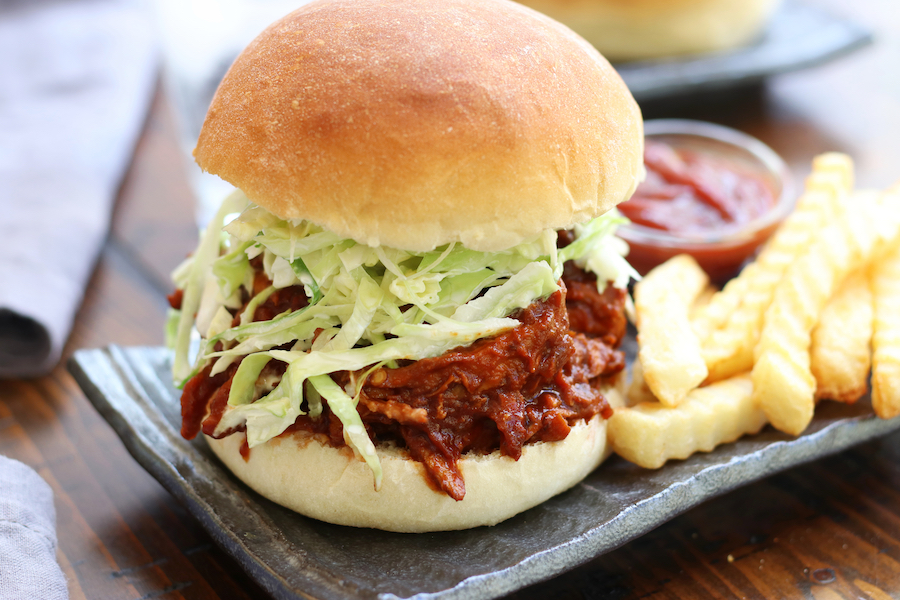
[[194, 0, 643, 252], [513, 0, 782, 62]]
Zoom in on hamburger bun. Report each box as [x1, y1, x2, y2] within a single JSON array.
[[207, 383, 625, 532], [513, 0, 782, 62], [194, 0, 643, 252]]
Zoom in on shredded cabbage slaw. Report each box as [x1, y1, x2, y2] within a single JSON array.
[[168, 190, 638, 488]]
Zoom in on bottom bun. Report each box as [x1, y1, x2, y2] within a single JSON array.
[[207, 383, 624, 532]]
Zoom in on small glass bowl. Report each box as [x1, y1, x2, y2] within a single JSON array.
[[618, 119, 794, 283]]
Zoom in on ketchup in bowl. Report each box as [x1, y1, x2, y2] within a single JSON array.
[[618, 120, 793, 283]]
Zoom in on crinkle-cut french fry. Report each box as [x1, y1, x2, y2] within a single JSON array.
[[811, 152, 855, 192], [691, 275, 746, 342], [811, 270, 873, 403], [701, 190, 833, 381], [635, 255, 709, 407], [699, 156, 853, 382], [691, 284, 718, 316], [608, 374, 765, 469], [871, 240, 900, 419], [754, 187, 900, 435], [690, 283, 727, 341], [626, 359, 657, 406]]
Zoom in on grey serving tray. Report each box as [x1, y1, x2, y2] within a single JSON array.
[[70, 345, 900, 600], [617, 1, 872, 102]]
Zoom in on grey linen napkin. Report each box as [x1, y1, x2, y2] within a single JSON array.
[[0, 0, 158, 378], [0, 456, 67, 600]]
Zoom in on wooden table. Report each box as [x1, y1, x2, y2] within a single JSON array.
[[3, 1, 900, 598]]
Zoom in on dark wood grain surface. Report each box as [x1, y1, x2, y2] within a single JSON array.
[[2, 1, 900, 598]]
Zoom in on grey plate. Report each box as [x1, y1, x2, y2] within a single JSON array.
[[69, 345, 900, 600], [617, 1, 872, 102]]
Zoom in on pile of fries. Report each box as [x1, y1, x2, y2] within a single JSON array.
[[609, 153, 900, 468]]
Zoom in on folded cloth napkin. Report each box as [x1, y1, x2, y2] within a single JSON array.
[[0, 455, 68, 600], [0, 0, 158, 378]]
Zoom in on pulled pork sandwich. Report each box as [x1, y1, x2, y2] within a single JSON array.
[[168, 0, 644, 532]]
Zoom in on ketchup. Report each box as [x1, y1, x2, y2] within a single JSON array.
[[620, 140, 776, 235], [617, 136, 786, 283]]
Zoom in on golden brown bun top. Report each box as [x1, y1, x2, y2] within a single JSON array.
[[194, 0, 643, 252]]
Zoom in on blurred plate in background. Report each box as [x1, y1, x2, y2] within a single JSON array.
[[618, 1, 872, 102]]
